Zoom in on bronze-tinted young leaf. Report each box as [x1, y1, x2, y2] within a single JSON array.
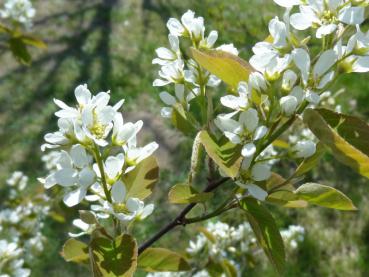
[[90, 234, 138, 277], [191, 48, 253, 88], [199, 130, 242, 178], [138, 248, 190, 272], [61, 238, 89, 263], [171, 103, 197, 136], [294, 183, 357, 211], [168, 183, 213, 204], [304, 108, 369, 179], [9, 38, 31, 65], [294, 142, 326, 177], [123, 156, 159, 200], [240, 198, 285, 275]]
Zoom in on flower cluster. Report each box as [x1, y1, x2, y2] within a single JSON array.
[[215, 0, 369, 202], [147, 221, 306, 277], [0, 0, 36, 29], [40, 84, 158, 227], [280, 225, 305, 250], [0, 172, 49, 277], [153, 10, 238, 119]]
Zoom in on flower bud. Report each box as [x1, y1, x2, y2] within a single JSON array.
[[280, 95, 298, 116], [282, 70, 297, 91], [294, 140, 316, 158]]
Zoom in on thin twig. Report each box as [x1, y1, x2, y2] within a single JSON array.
[[137, 177, 230, 254]]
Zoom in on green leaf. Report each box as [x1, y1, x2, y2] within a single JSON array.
[[9, 37, 31, 65], [20, 35, 47, 49], [123, 156, 159, 200], [168, 183, 213, 204], [266, 174, 307, 208], [79, 210, 97, 224], [138, 248, 190, 272], [61, 239, 89, 263], [294, 183, 357, 211], [240, 198, 285, 274], [199, 131, 242, 178], [191, 48, 253, 88], [90, 234, 137, 277], [171, 103, 197, 136], [294, 142, 326, 177], [304, 108, 369, 179]]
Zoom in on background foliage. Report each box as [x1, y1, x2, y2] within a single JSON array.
[[1, 0, 369, 276]]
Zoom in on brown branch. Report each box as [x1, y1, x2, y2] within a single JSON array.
[[137, 177, 230, 255]]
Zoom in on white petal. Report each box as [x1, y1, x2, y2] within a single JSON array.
[[70, 144, 89, 168], [161, 107, 173, 118], [111, 181, 126, 204], [241, 143, 256, 158], [353, 56, 369, 73], [316, 24, 337, 39], [313, 50, 337, 78], [253, 126, 268, 140], [290, 13, 313, 30], [140, 204, 154, 219], [292, 48, 311, 85], [72, 219, 89, 231], [105, 155, 124, 179], [239, 109, 259, 132], [126, 198, 143, 213], [74, 84, 91, 106], [78, 167, 95, 187], [251, 163, 272, 181], [339, 7, 364, 25], [246, 184, 268, 201], [156, 47, 175, 60], [153, 79, 170, 87], [159, 91, 176, 106], [63, 188, 87, 207], [273, 0, 300, 7], [54, 168, 78, 187]]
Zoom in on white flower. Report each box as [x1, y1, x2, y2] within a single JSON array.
[[292, 48, 337, 102], [41, 145, 95, 207], [290, 1, 365, 38], [152, 34, 181, 66], [153, 59, 185, 86], [250, 16, 292, 78], [159, 84, 196, 118], [92, 181, 154, 222], [167, 10, 204, 41], [124, 142, 159, 172], [112, 113, 143, 146], [0, 0, 35, 29], [215, 108, 268, 160], [274, 0, 301, 8], [294, 140, 316, 158]]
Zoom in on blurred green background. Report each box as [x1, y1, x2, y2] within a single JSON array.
[[1, 0, 369, 276]]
